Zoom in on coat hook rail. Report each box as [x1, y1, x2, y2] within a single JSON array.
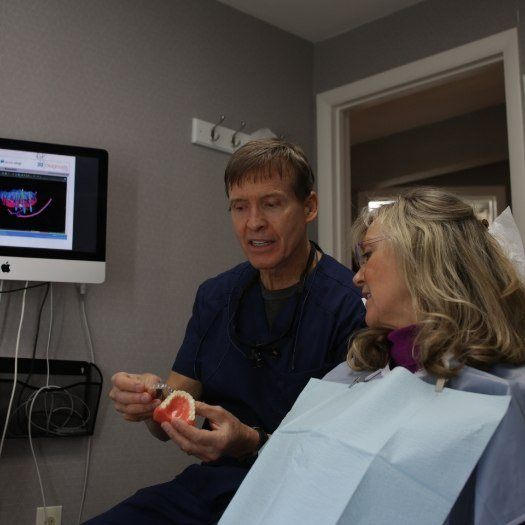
[[191, 116, 280, 155], [192, 117, 250, 154]]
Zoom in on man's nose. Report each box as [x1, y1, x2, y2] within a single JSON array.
[[247, 207, 266, 230]]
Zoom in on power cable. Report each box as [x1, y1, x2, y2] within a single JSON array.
[[77, 284, 95, 525], [0, 282, 29, 459]]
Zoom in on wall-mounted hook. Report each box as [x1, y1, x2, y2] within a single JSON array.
[[192, 117, 258, 155], [231, 121, 246, 148], [211, 114, 225, 142]]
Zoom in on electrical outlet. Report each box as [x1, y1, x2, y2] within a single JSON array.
[[35, 506, 62, 525]]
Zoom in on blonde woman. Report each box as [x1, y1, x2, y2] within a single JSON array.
[[345, 187, 525, 377], [325, 187, 525, 524]]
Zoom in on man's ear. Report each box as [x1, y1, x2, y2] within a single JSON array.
[[304, 191, 318, 223]]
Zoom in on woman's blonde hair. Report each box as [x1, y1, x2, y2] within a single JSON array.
[[348, 187, 525, 378]]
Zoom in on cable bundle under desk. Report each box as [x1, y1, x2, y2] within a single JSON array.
[[0, 357, 102, 438]]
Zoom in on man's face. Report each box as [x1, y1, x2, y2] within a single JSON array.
[[228, 171, 317, 274]]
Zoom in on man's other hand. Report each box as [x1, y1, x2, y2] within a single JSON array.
[[160, 401, 260, 462]]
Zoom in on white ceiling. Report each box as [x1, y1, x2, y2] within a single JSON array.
[[218, 0, 426, 42]]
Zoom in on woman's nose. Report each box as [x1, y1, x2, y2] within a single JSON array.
[[353, 267, 365, 287]]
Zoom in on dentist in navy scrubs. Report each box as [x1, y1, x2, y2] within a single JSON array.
[[86, 139, 365, 525]]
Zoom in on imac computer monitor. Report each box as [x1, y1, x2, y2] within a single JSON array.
[[0, 138, 108, 283]]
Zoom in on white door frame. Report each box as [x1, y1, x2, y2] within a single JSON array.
[[316, 28, 525, 265]]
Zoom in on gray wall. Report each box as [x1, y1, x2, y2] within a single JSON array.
[[2, 0, 525, 523], [0, 1, 313, 523], [314, 0, 522, 94]]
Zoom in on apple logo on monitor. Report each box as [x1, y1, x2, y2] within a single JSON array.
[[1, 262, 10, 273]]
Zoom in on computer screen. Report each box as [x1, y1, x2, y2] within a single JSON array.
[[0, 138, 108, 283]]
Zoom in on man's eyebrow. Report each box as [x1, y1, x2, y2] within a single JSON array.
[[260, 191, 287, 200], [258, 190, 288, 201], [229, 191, 286, 204]]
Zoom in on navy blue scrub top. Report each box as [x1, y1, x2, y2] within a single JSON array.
[[173, 253, 366, 434]]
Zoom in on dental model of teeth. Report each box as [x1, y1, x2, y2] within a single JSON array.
[[153, 390, 196, 426]]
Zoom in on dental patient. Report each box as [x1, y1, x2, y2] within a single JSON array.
[[220, 187, 525, 525]]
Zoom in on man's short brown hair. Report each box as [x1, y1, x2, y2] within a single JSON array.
[[224, 138, 315, 200]]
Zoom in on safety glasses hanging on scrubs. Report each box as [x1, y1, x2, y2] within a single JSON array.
[[228, 242, 319, 368]]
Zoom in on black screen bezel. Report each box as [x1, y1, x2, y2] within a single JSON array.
[[0, 137, 108, 262]]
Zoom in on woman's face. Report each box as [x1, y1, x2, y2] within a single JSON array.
[[353, 221, 416, 330]]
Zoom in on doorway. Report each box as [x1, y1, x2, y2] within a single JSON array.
[[316, 29, 525, 266]]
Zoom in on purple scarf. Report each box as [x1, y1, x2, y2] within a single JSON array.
[[387, 325, 419, 373]]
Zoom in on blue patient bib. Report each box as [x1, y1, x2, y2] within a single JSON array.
[[219, 367, 510, 525]]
